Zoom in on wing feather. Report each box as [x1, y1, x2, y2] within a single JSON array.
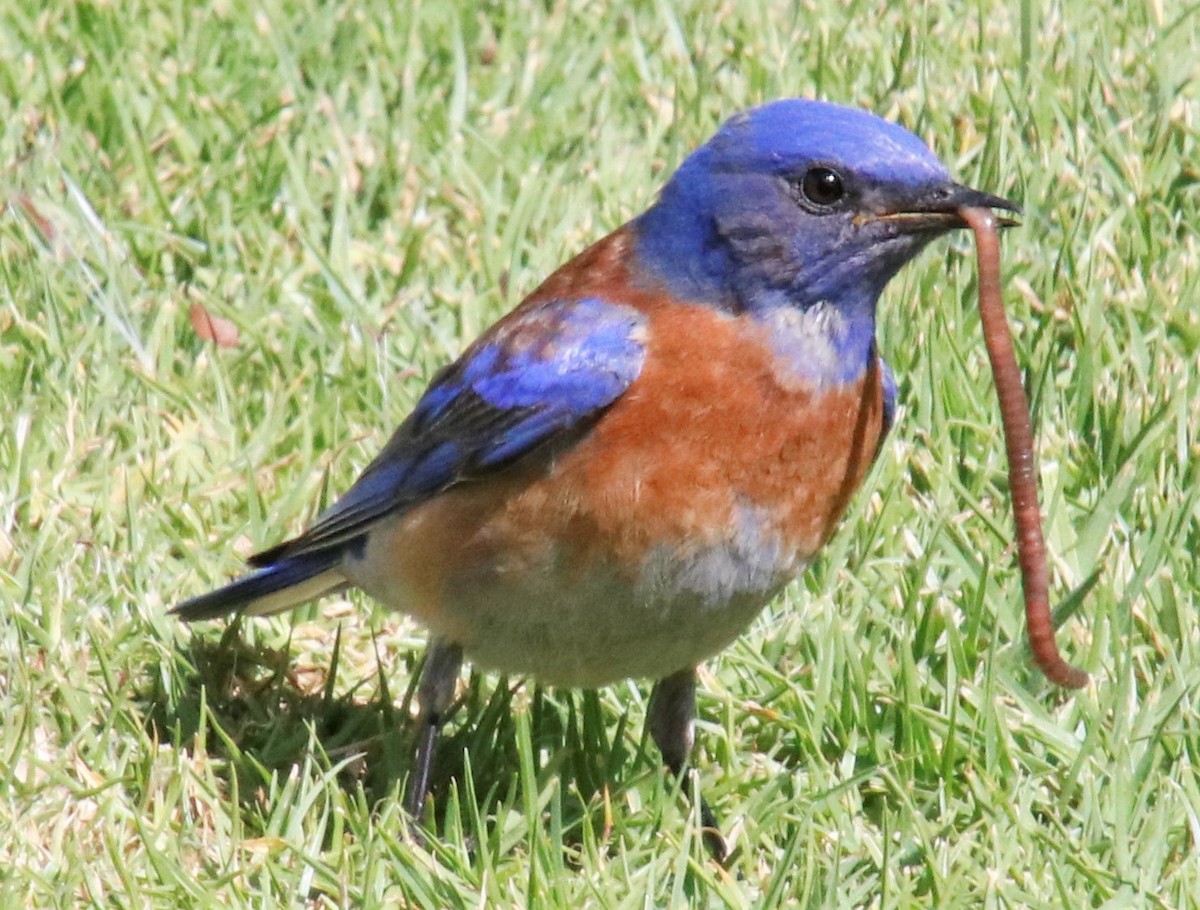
[[249, 296, 646, 567]]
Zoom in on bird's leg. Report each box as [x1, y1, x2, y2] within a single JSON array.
[[404, 639, 463, 821], [648, 666, 728, 862]]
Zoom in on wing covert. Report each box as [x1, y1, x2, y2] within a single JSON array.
[[249, 296, 647, 566]]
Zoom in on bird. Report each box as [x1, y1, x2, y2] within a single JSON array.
[[173, 98, 1018, 860]]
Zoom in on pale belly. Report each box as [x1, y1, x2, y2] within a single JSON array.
[[346, 505, 804, 687]]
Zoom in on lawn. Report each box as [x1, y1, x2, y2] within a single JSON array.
[[2, 0, 1199, 906]]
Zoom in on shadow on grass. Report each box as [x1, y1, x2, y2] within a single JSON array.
[[138, 621, 640, 850]]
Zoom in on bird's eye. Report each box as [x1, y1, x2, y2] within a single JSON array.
[[798, 166, 845, 208]]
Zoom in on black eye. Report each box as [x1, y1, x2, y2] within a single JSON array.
[[799, 166, 845, 208]]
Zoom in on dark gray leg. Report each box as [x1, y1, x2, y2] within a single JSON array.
[[404, 639, 463, 819], [648, 666, 728, 861]]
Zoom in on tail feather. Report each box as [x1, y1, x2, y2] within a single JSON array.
[[172, 549, 348, 622]]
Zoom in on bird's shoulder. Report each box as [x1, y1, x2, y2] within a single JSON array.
[[248, 226, 658, 566]]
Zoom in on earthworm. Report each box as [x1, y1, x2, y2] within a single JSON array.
[[960, 206, 1089, 689]]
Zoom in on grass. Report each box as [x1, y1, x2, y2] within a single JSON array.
[[2, 0, 1199, 906]]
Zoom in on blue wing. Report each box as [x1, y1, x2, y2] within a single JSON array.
[[248, 296, 647, 566]]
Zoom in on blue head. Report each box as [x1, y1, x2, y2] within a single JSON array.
[[633, 99, 1017, 382]]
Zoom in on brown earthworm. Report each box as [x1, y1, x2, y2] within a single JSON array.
[[960, 206, 1089, 689]]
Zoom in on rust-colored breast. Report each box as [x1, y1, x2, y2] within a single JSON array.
[[561, 300, 885, 567]]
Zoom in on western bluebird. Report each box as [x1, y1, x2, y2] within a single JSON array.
[[174, 98, 1019, 859]]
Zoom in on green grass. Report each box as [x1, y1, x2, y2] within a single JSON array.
[[3, 0, 1199, 906]]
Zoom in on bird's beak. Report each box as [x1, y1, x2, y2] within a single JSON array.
[[866, 182, 1021, 231]]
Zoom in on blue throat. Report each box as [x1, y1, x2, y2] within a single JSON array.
[[631, 191, 883, 388]]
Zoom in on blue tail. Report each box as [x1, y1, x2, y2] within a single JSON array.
[[172, 548, 348, 622]]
